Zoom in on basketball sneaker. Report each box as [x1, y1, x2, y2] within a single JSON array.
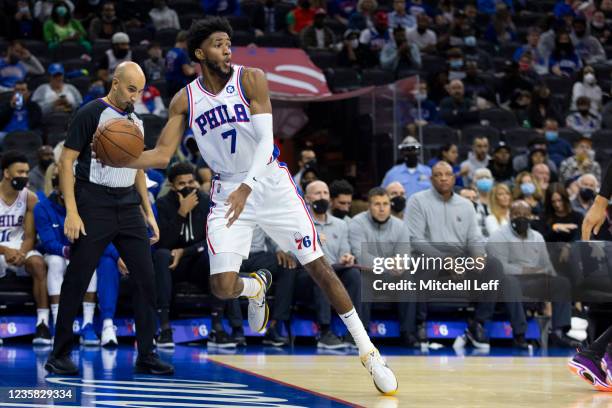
[[602, 350, 612, 387], [32, 323, 52, 346], [101, 324, 118, 347], [207, 330, 238, 348], [80, 323, 100, 346], [568, 350, 612, 392], [247, 269, 272, 333], [361, 348, 398, 395], [156, 328, 175, 349]]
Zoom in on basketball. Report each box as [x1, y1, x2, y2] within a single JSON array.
[[93, 118, 144, 167]]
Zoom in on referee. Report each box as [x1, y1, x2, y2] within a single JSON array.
[[45, 62, 174, 376]]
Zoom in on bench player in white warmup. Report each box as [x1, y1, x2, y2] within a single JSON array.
[[124, 17, 397, 394]]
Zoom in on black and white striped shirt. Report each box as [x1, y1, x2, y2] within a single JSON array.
[[65, 98, 143, 188]]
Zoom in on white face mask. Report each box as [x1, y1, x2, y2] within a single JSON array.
[[585, 73, 596, 84], [350, 39, 359, 48]]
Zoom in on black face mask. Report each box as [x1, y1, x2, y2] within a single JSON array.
[[51, 175, 60, 188], [114, 48, 129, 59], [417, 26, 427, 34], [511, 217, 530, 236], [579, 109, 590, 116], [40, 158, 53, 171], [11, 176, 28, 191], [404, 154, 419, 168], [312, 199, 329, 214], [314, 20, 325, 28], [373, 215, 391, 224], [178, 186, 196, 197], [390, 195, 406, 213], [579, 187, 596, 202], [332, 208, 349, 219]]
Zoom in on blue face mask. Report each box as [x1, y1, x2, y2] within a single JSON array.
[[56, 6, 68, 17], [475, 178, 493, 193], [464, 36, 476, 47], [450, 59, 464, 69], [545, 131, 558, 142], [520, 182, 536, 196]]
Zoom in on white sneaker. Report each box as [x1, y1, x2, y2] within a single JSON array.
[[247, 269, 272, 333], [101, 325, 118, 347], [361, 348, 398, 395]]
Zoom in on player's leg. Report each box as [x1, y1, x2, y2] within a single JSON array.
[[45, 254, 67, 327], [152, 248, 173, 332], [96, 251, 120, 347], [80, 271, 99, 346], [24, 253, 50, 345]]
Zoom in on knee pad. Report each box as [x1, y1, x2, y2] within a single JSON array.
[[46, 255, 67, 296]]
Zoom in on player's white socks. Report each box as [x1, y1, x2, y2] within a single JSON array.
[[103, 318, 114, 329], [36, 308, 49, 326], [50, 304, 59, 326], [240, 277, 262, 298], [82, 302, 95, 326], [340, 308, 375, 356]]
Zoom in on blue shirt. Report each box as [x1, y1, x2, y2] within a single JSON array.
[[2, 108, 29, 133], [382, 163, 432, 197], [329, 0, 357, 20], [549, 52, 582, 76], [548, 138, 574, 167], [0, 59, 27, 89], [165, 47, 190, 84]]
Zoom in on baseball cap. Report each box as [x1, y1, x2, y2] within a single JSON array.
[[493, 141, 511, 153], [399, 136, 421, 150], [112, 32, 130, 44], [48, 63, 64, 76]]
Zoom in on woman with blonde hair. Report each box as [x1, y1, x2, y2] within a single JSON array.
[[485, 183, 512, 235]]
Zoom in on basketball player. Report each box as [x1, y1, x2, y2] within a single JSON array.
[[125, 17, 397, 394], [0, 151, 49, 345], [45, 62, 174, 376], [570, 164, 612, 390]]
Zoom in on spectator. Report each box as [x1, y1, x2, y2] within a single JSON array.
[[571, 173, 598, 215], [543, 118, 573, 167], [589, 10, 610, 46], [554, 0, 575, 19], [301, 9, 336, 50], [566, 96, 601, 137], [80, 79, 106, 105], [543, 182, 583, 243], [510, 89, 532, 127], [389, 0, 416, 30], [513, 27, 549, 75], [299, 163, 320, 193], [97, 32, 132, 83], [88, 1, 125, 41], [348, 0, 377, 31], [380, 26, 421, 73], [512, 171, 544, 217], [449, 10, 470, 47], [532, 163, 552, 192], [43, 1, 91, 53], [34, 0, 75, 23], [538, 19, 567, 61], [488, 141, 514, 185], [349, 187, 420, 347], [549, 31, 582, 77], [406, 161, 525, 349], [460, 136, 490, 187], [559, 135, 601, 184], [527, 85, 565, 129], [464, 60, 496, 105], [293, 148, 316, 186], [31, 63, 82, 116], [328, 0, 357, 26], [251, 0, 287, 36], [166, 31, 196, 98], [484, 3, 516, 45], [329, 179, 354, 220], [405, 13, 437, 54], [0, 41, 45, 92], [28, 146, 54, 194], [0, 81, 42, 144], [201, 0, 240, 16], [337, 29, 361, 68], [571, 17, 607, 65], [485, 183, 512, 235], [0, 151, 49, 344], [427, 142, 461, 186], [288, 0, 316, 35], [143, 42, 165, 82], [571, 66, 603, 113], [439, 79, 480, 127], [149, 0, 180, 32], [385, 181, 406, 219], [404, 82, 439, 135], [381, 136, 431, 198], [11, 0, 40, 39], [358, 11, 391, 68], [408, 0, 429, 16], [463, 31, 495, 72], [498, 58, 540, 106], [473, 168, 494, 237], [486, 200, 581, 348], [134, 83, 167, 118]]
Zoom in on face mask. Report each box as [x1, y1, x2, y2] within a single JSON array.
[[178, 186, 195, 197], [314, 19, 324, 28], [545, 131, 558, 142], [114, 48, 129, 59], [415, 92, 427, 102], [417, 27, 427, 34], [584, 73, 596, 84], [56, 6, 68, 17], [520, 182, 536, 196], [519, 62, 531, 71], [11, 176, 28, 191], [579, 108, 590, 116], [350, 39, 359, 48], [575, 30, 586, 38], [332, 208, 349, 218], [390, 195, 406, 213], [464, 36, 476, 47], [579, 187, 596, 202], [475, 178, 493, 193], [511, 217, 530, 236], [311, 199, 329, 214], [593, 21, 605, 29], [40, 158, 53, 171], [450, 59, 464, 69], [404, 154, 419, 168], [51, 175, 60, 188]]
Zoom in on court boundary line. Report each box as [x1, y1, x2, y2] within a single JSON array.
[[207, 357, 366, 407]]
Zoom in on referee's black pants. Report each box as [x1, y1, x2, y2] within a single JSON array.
[[52, 181, 157, 358]]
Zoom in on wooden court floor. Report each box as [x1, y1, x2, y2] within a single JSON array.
[[211, 355, 612, 408]]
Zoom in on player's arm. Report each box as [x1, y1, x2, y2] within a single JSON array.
[[20, 191, 39, 254], [126, 89, 188, 169], [582, 162, 612, 239], [135, 169, 159, 244]]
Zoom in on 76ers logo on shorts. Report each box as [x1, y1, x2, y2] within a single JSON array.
[[294, 232, 312, 250]]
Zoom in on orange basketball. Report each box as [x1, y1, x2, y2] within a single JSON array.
[[93, 118, 144, 167]]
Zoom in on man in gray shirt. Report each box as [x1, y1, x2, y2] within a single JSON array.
[[405, 162, 526, 349], [487, 201, 581, 348]]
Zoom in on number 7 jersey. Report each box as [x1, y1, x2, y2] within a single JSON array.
[[185, 65, 279, 176]]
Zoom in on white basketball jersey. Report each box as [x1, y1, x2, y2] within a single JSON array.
[[185, 65, 278, 176], [0, 188, 28, 247]]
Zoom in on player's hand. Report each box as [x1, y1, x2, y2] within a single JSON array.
[[582, 196, 608, 240], [178, 190, 199, 217], [146, 212, 159, 245], [65, 211, 86, 242], [117, 258, 129, 276], [4, 248, 20, 265], [225, 184, 251, 228], [340, 253, 355, 266], [169, 248, 184, 270], [276, 251, 296, 269]]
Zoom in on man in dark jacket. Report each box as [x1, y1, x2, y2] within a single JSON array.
[[154, 162, 241, 348], [0, 81, 42, 142]]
